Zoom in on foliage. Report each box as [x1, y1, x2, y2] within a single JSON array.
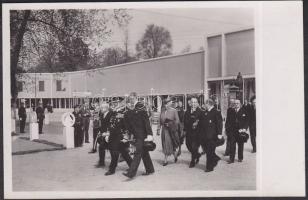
[[136, 24, 172, 59]]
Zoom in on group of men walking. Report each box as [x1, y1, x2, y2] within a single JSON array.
[[182, 96, 256, 172]]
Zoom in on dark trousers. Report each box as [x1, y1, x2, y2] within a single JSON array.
[[127, 138, 154, 177], [74, 126, 83, 147], [109, 147, 132, 172], [204, 140, 219, 170], [224, 135, 232, 155], [92, 128, 100, 151], [38, 119, 43, 134], [98, 139, 108, 165], [250, 127, 256, 151], [229, 134, 244, 161], [20, 118, 26, 133], [83, 119, 90, 142], [186, 132, 200, 162]]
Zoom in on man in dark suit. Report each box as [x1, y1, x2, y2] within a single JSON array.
[[18, 102, 27, 133], [199, 99, 223, 172], [89, 102, 101, 153], [183, 97, 202, 168], [81, 103, 91, 143], [123, 92, 154, 178], [249, 97, 256, 153], [104, 100, 132, 176], [72, 105, 83, 147], [95, 102, 112, 167], [224, 99, 236, 156], [36, 101, 45, 134], [228, 99, 250, 163]]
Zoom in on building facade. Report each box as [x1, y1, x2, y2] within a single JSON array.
[[16, 28, 255, 117]]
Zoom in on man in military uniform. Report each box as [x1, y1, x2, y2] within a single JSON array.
[[36, 101, 45, 134], [183, 97, 202, 168], [123, 92, 154, 179], [228, 99, 250, 163], [104, 99, 133, 175], [199, 99, 223, 172], [18, 102, 27, 133]]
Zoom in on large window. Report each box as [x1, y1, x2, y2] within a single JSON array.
[[39, 81, 44, 92], [56, 80, 62, 91]]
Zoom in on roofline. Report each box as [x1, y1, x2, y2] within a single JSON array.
[[205, 26, 254, 38], [18, 50, 205, 76]]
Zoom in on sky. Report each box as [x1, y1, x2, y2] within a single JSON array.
[[104, 8, 254, 54]]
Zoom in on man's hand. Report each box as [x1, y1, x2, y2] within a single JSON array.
[[105, 136, 109, 143], [218, 135, 223, 139], [144, 135, 154, 142]]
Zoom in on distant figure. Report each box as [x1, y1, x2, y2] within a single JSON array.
[[18, 102, 27, 133], [88, 102, 101, 153], [36, 102, 45, 134], [157, 97, 180, 166], [72, 105, 83, 147], [46, 103, 53, 113], [81, 103, 91, 143], [249, 97, 256, 153], [176, 101, 185, 156]]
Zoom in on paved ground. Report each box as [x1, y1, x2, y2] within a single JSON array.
[[12, 122, 256, 191]]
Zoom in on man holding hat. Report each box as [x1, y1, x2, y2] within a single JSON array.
[[18, 101, 27, 133], [199, 99, 223, 172], [123, 92, 155, 178]]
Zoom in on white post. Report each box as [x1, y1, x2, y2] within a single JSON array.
[[29, 112, 39, 140], [63, 126, 75, 148]]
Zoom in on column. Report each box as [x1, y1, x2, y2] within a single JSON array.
[[203, 35, 209, 100]]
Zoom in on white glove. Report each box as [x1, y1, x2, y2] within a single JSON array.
[[105, 135, 109, 143], [144, 135, 154, 142], [218, 135, 223, 139]]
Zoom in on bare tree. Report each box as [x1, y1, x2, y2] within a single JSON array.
[[136, 24, 172, 59]]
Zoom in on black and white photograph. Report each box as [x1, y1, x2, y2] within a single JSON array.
[[2, 1, 305, 198]]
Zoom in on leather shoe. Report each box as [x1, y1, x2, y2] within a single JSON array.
[[195, 153, 201, 164], [163, 162, 168, 166], [105, 171, 115, 176], [205, 168, 213, 172], [122, 172, 133, 178], [142, 171, 154, 176], [189, 161, 195, 168], [251, 150, 256, 153], [238, 159, 243, 162], [95, 162, 105, 168], [88, 150, 96, 154], [227, 160, 234, 164]]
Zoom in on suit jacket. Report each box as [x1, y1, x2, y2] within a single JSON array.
[[124, 102, 153, 140], [183, 107, 202, 134], [18, 107, 27, 119], [199, 107, 223, 140], [225, 107, 237, 136], [73, 111, 83, 128], [107, 109, 127, 150], [100, 111, 112, 133], [36, 107, 45, 121], [234, 107, 249, 131]]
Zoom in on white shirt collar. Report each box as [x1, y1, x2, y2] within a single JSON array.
[[208, 106, 214, 112]]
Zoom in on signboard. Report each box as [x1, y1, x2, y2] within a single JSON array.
[[61, 112, 75, 127]]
